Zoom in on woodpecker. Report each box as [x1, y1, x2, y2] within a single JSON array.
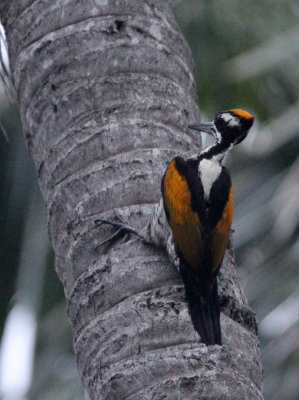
[[97, 108, 254, 346]]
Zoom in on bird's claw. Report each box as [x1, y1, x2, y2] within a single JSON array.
[[95, 218, 139, 248]]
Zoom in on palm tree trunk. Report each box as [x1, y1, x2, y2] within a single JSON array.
[[1, 1, 263, 399]]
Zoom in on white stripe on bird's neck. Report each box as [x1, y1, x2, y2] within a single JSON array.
[[198, 135, 233, 200], [198, 158, 222, 200]]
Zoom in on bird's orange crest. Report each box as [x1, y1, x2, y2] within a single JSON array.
[[230, 108, 254, 120]]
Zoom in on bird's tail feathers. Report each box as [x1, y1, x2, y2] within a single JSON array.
[[185, 278, 221, 345]]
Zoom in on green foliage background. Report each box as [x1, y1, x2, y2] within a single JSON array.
[[0, 1, 298, 399]]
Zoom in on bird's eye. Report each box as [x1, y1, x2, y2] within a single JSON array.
[[221, 113, 240, 127]]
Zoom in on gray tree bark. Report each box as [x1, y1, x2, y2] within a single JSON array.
[[1, 1, 263, 399]]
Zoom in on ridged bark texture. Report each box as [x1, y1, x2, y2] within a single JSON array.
[[1, 1, 263, 399]]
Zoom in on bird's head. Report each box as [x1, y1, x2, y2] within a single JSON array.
[[189, 108, 254, 145]]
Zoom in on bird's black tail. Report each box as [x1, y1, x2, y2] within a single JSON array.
[[184, 277, 221, 345]]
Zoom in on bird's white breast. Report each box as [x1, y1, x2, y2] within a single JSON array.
[[199, 159, 222, 200]]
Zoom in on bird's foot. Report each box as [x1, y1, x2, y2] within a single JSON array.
[[95, 218, 140, 248]]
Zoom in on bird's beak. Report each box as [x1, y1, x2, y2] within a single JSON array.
[[188, 122, 215, 136]]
